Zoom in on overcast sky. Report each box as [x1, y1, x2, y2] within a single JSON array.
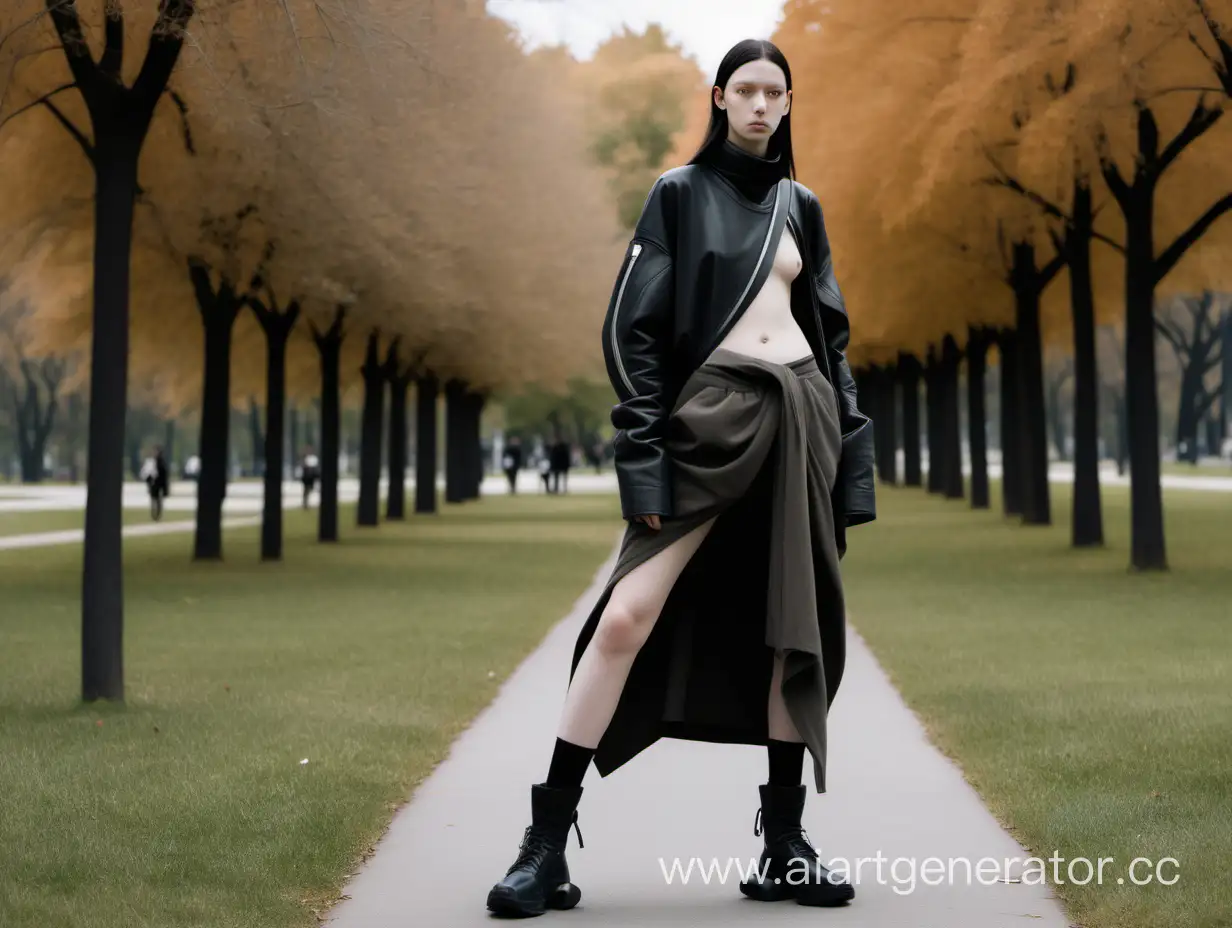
[[485, 0, 788, 79]]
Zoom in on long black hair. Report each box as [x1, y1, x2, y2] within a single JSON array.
[[686, 39, 796, 180]]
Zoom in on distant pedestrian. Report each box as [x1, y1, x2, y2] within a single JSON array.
[[140, 445, 169, 520], [550, 439, 571, 494], [503, 435, 524, 495], [538, 454, 552, 493], [300, 446, 320, 508]]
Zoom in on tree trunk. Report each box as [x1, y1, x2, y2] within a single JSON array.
[[1013, 244, 1050, 525], [193, 286, 238, 561], [465, 390, 485, 499], [967, 327, 990, 509], [415, 374, 440, 514], [941, 334, 964, 498], [18, 437, 40, 483], [1204, 412, 1221, 456], [387, 374, 411, 519], [925, 346, 943, 493], [68, 392, 82, 483], [312, 309, 345, 543], [288, 405, 298, 479], [1221, 309, 1231, 443], [81, 144, 141, 703], [1048, 374, 1069, 463], [898, 352, 923, 487], [1116, 391, 1129, 475], [247, 397, 263, 477], [1069, 183, 1104, 547], [872, 366, 898, 485], [445, 379, 467, 503], [260, 332, 289, 560], [245, 298, 301, 560], [44, 0, 195, 707], [998, 328, 1022, 516], [1124, 194, 1167, 569], [357, 331, 385, 526], [1175, 368, 1204, 463]]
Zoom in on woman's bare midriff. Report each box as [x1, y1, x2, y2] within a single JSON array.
[[709, 225, 813, 365]]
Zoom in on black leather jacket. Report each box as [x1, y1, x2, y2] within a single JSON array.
[[600, 158, 876, 541]]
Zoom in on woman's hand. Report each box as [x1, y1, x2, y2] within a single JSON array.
[[634, 514, 662, 531]]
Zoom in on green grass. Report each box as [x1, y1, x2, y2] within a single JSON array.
[[4, 475, 1229, 928], [842, 478, 1232, 928], [0, 508, 194, 537], [0, 496, 620, 928]]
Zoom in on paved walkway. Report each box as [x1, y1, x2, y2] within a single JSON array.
[[325, 543, 1073, 928], [0, 515, 261, 552], [0, 475, 623, 551], [0, 473, 620, 515]]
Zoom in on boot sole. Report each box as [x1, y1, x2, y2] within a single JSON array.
[[739, 876, 855, 906], [486, 882, 581, 917]]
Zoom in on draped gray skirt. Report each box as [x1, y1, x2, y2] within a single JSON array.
[[569, 347, 847, 792]]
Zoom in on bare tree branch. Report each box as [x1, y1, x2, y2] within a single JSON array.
[[167, 88, 195, 154], [1155, 192, 1232, 282], [1157, 96, 1223, 175], [132, 0, 195, 108], [38, 96, 95, 165], [0, 80, 77, 133], [0, 8, 55, 60], [98, 1, 124, 81], [1040, 248, 1067, 288], [1155, 314, 1188, 357], [1192, 0, 1232, 93], [45, 0, 97, 101], [1096, 128, 1131, 205]]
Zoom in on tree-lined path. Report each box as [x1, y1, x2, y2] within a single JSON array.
[[325, 543, 1072, 928]]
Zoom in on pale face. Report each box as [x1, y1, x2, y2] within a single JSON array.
[[713, 58, 791, 156]]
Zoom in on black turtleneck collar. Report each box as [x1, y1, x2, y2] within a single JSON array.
[[701, 137, 786, 204]]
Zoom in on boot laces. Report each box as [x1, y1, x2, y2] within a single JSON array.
[[753, 806, 817, 860], [507, 812, 584, 873]]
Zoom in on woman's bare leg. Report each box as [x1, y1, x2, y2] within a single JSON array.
[[556, 516, 717, 747], [767, 649, 804, 741]]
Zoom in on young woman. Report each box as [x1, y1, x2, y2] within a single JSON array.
[[486, 38, 875, 917]]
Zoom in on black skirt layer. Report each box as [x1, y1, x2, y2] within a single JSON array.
[[569, 347, 847, 792]]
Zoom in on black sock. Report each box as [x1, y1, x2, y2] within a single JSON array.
[[545, 737, 594, 788], [767, 738, 805, 786]]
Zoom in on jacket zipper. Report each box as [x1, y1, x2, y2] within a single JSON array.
[[610, 242, 643, 395], [708, 181, 784, 353]]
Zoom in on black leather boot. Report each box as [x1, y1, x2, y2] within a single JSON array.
[[738, 783, 855, 906], [486, 783, 585, 917]]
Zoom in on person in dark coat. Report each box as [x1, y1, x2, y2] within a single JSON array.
[[502, 435, 524, 495], [486, 40, 875, 918], [549, 439, 571, 494], [141, 445, 170, 520], [300, 446, 320, 509]]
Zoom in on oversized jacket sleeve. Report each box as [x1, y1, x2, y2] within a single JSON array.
[[601, 173, 677, 520], [803, 190, 876, 529]]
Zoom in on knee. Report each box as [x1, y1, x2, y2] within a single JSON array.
[[593, 598, 658, 658]]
